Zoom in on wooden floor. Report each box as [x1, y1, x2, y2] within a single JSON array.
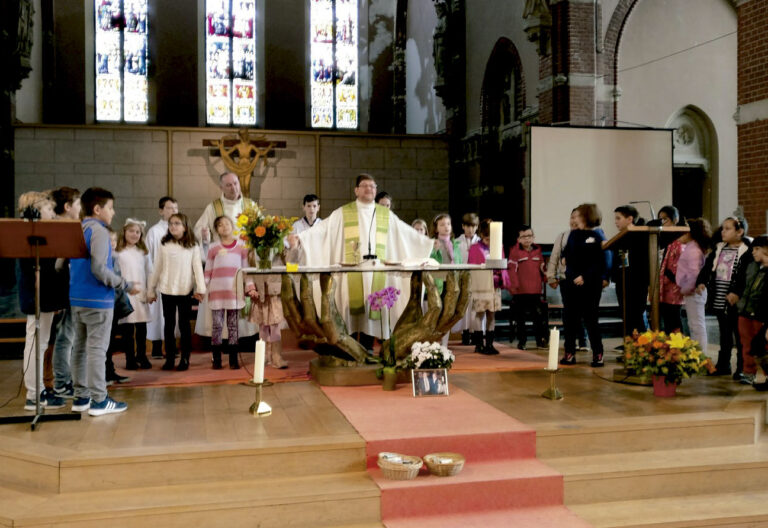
[[0, 338, 760, 454], [1, 338, 768, 527]]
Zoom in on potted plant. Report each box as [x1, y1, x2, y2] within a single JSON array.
[[368, 286, 401, 390], [623, 330, 715, 397], [406, 341, 455, 396]]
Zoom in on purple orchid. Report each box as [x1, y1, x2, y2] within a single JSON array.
[[367, 286, 401, 311]]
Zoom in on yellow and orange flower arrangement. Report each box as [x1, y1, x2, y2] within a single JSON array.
[[623, 330, 715, 385], [236, 204, 297, 264]]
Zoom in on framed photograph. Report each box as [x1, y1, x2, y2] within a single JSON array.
[[412, 369, 449, 397]]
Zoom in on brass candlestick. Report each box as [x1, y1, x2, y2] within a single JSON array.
[[249, 383, 272, 417], [541, 368, 564, 400]]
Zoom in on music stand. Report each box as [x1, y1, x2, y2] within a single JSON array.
[[0, 219, 87, 430]]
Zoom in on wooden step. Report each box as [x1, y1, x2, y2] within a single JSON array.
[[569, 489, 768, 527], [0, 472, 381, 528], [536, 412, 756, 458], [547, 441, 768, 504], [0, 434, 366, 493]]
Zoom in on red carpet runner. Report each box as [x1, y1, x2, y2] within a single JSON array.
[[322, 384, 591, 527]]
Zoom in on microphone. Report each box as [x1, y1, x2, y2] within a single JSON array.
[[629, 200, 655, 220], [363, 206, 378, 260]]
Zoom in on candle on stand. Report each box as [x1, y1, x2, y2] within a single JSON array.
[[489, 222, 503, 260], [547, 327, 560, 370], [254, 340, 266, 383]]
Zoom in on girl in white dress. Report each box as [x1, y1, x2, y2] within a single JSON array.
[[115, 219, 153, 369]]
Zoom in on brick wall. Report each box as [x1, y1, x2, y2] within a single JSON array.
[[737, 0, 768, 235], [14, 126, 449, 231]]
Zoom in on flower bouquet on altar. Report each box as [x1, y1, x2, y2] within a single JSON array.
[[623, 330, 715, 393], [236, 204, 297, 269], [407, 342, 455, 397]]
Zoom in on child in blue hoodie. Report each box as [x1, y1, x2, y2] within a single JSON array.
[[69, 188, 139, 416]]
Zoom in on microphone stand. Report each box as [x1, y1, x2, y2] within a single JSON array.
[[363, 206, 378, 261]]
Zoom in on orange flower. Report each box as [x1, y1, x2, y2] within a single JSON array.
[[652, 341, 664, 349], [637, 335, 650, 346], [254, 226, 266, 237], [278, 222, 286, 230]]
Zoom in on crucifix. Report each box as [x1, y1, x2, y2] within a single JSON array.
[[203, 129, 287, 196]]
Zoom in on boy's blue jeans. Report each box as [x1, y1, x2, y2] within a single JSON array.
[[71, 306, 113, 403], [53, 308, 74, 390]]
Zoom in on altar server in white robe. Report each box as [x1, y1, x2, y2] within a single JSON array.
[[193, 172, 258, 338], [289, 174, 433, 340], [146, 196, 178, 358]]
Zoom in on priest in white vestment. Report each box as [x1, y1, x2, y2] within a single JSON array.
[[290, 174, 433, 339], [145, 196, 178, 357], [193, 172, 258, 338]]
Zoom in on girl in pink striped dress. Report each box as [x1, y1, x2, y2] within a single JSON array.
[[205, 216, 252, 369]]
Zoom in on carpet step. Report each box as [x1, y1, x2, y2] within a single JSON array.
[[0, 472, 381, 528], [373, 459, 564, 519], [547, 441, 768, 504], [381, 506, 591, 527], [536, 411, 756, 458], [569, 490, 768, 527], [0, 434, 366, 493]]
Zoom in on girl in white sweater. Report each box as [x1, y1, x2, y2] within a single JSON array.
[[115, 218, 153, 370], [147, 213, 206, 371]]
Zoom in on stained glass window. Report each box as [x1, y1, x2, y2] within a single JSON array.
[[205, 0, 257, 126], [310, 0, 358, 129], [95, 0, 148, 122]]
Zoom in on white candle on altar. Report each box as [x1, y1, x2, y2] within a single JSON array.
[[489, 222, 503, 260], [254, 340, 266, 383], [547, 327, 560, 371]]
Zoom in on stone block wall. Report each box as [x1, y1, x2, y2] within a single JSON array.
[[14, 126, 449, 234]]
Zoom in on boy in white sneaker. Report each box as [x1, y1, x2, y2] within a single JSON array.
[[69, 188, 139, 416]]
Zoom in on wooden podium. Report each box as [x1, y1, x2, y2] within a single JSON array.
[[0, 219, 87, 430], [603, 225, 689, 384], [603, 224, 689, 332]]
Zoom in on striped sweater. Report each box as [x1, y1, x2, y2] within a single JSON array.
[[204, 240, 251, 310]]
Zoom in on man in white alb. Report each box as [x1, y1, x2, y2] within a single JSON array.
[[145, 196, 178, 358], [287, 174, 433, 345], [193, 172, 258, 339]]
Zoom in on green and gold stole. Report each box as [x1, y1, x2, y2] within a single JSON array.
[[342, 201, 389, 320]]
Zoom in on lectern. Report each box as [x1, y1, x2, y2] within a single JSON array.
[[603, 225, 689, 332], [0, 219, 87, 430]]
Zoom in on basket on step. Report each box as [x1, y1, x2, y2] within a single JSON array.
[[423, 452, 465, 477], [377, 452, 423, 480]]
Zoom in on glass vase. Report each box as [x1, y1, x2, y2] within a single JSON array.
[[255, 247, 273, 270]]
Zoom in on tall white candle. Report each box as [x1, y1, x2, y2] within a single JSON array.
[[489, 222, 503, 260], [254, 340, 266, 383], [547, 327, 560, 370]]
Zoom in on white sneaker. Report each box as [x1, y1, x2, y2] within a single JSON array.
[[88, 396, 128, 416]]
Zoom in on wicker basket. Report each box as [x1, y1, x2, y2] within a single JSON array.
[[377, 452, 423, 480], [423, 452, 465, 477]]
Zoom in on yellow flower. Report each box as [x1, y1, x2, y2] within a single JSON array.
[[237, 214, 248, 226], [665, 332, 688, 351]]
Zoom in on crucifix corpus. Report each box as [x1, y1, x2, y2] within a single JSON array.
[[203, 129, 287, 196]]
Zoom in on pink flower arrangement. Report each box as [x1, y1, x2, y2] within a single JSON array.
[[367, 286, 401, 312]]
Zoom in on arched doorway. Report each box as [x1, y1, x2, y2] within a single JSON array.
[[665, 106, 718, 225], [477, 37, 526, 236]]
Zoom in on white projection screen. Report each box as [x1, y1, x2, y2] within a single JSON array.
[[530, 126, 673, 243]]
